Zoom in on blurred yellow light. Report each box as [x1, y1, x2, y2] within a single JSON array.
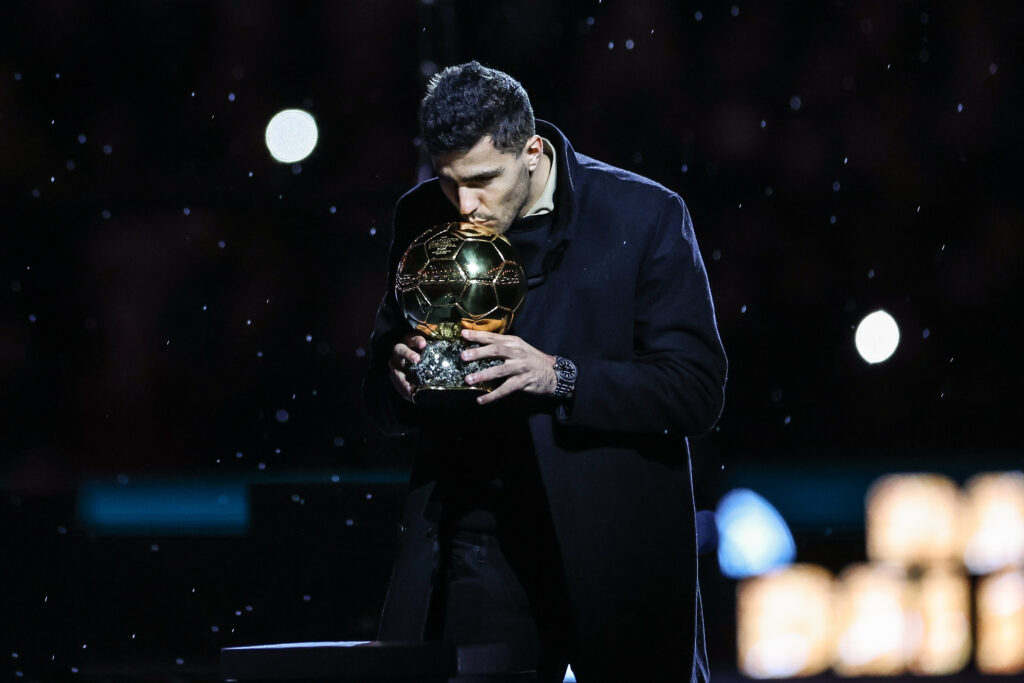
[[833, 563, 908, 676], [866, 474, 964, 565], [963, 472, 1024, 575], [977, 569, 1024, 674], [906, 564, 971, 675], [737, 565, 834, 678]]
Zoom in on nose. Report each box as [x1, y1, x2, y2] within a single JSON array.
[[457, 187, 479, 216]]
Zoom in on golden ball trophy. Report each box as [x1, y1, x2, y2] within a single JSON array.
[[395, 222, 528, 406]]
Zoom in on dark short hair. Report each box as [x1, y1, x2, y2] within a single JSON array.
[[420, 61, 536, 157]]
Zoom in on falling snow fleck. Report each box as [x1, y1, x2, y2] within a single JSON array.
[[740, 305, 748, 313], [151, 544, 159, 551], [789, 96, 802, 111], [843, 156, 849, 164], [784, 415, 792, 425], [50, 176, 55, 182], [228, 92, 236, 102], [832, 181, 841, 191], [681, 164, 688, 173], [77, 134, 87, 143], [103, 144, 112, 155], [731, 5, 739, 16], [202, 305, 207, 311], [176, 658, 184, 665], [355, 347, 366, 358], [257, 462, 266, 471], [67, 160, 76, 170], [257, 351, 263, 358], [345, 519, 355, 526], [694, 10, 703, 21], [275, 409, 289, 423], [867, 269, 875, 279], [305, 334, 313, 342], [760, 119, 766, 128], [369, 227, 377, 236], [331, 474, 341, 483], [218, 240, 226, 249], [247, 171, 253, 178], [586, 16, 595, 26], [31, 188, 40, 198], [14, 73, 22, 81], [183, 207, 190, 216], [625, 39, 635, 50], [333, 437, 345, 447], [922, 328, 930, 339], [29, 314, 38, 323], [329, 205, 337, 214], [830, 216, 837, 224], [607, 41, 614, 49], [989, 63, 998, 75]]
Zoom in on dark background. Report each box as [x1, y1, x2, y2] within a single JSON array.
[[2, 1, 1021, 680]]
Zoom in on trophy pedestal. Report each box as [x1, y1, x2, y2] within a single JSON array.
[[407, 339, 501, 407], [220, 641, 537, 682]]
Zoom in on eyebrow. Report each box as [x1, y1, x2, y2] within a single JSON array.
[[443, 167, 504, 184]]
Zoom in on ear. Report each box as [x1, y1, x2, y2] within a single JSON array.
[[523, 135, 544, 172]]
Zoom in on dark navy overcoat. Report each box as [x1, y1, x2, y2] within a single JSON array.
[[364, 121, 727, 682]]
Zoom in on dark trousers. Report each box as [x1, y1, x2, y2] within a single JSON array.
[[427, 523, 576, 683]]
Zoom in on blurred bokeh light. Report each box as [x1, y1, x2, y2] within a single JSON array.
[[716, 488, 796, 579], [976, 569, 1024, 674], [866, 474, 963, 566], [736, 564, 833, 678], [833, 563, 908, 676], [854, 310, 900, 364], [963, 472, 1024, 575], [264, 109, 319, 163], [906, 564, 971, 675]]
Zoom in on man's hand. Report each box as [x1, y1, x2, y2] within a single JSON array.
[[389, 332, 426, 403], [460, 329, 557, 404]]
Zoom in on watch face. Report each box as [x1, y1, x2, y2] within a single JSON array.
[[555, 357, 577, 380]]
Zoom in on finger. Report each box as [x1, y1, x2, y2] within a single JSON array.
[[477, 376, 523, 405], [390, 368, 415, 401], [391, 344, 421, 368], [461, 343, 516, 362], [465, 361, 518, 386], [406, 335, 427, 350], [462, 329, 513, 345]]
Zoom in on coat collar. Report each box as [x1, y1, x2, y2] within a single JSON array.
[[535, 119, 578, 273]]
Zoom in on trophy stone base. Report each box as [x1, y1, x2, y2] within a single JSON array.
[[408, 338, 501, 407]]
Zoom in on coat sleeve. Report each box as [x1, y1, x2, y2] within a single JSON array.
[[558, 194, 727, 436], [362, 196, 421, 436]]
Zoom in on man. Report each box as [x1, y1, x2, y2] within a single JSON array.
[[364, 62, 726, 683]]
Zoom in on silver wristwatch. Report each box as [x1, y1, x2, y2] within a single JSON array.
[[552, 356, 578, 399]]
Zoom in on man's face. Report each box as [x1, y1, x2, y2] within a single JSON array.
[[433, 136, 534, 234]]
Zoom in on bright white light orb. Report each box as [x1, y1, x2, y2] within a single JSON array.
[[855, 309, 900, 364], [265, 109, 319, 163]]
